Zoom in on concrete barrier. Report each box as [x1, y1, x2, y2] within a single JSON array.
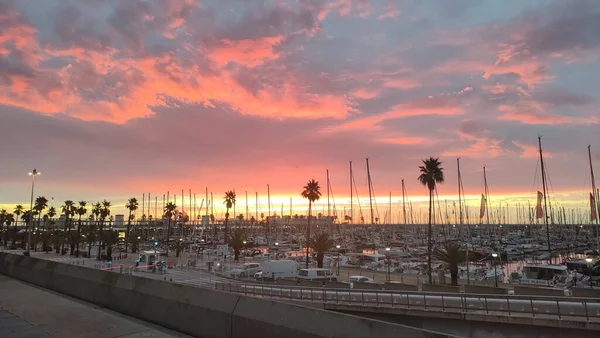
[[353, 282, 383, 290], [0, 253, 456, 338], [464, 285, 509, 295], [324, 281, 349, 289], [422, 284, 462, 293], [298, 280, 323, 288], [384, 282, 418, 292], [275, 279, 299, 286], [571, 288, 600, 298], [514, 285, 566, 297]]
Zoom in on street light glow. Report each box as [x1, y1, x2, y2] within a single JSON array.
[[492, 253, 498, 258], [336, 245, 340, 249], [586, 258, 593, 263], [385, 247, 390, 251]]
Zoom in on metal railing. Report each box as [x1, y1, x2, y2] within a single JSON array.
[[214, 283, 600, 323]]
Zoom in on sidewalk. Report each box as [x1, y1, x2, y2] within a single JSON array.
[[0, 275, 191, 338]]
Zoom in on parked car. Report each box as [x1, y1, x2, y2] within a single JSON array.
[[348, 276, 374, 284], [229, 263, 261, 278]]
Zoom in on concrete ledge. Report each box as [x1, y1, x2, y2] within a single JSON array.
[[514, 285, 565, 297], [353, 282, 383, 290], [422, 284, 462, 293], [572, 288, 600, 298], [0, 253, 456, 338], [464, 285, 509, 295], [324, 281, 350, 289], [384, 282, 418, 292]]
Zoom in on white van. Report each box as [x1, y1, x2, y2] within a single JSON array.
[[260, 260, 301, 281], [297, 268, 337, 281]]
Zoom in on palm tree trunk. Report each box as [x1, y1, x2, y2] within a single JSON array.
[[428, 188, 433, 284], [125, 211, 131, 253], [166, 218, 171, 256], [224, 209, 229, 243], [97, 220, 103, 259], [451, 265, 458, 286], [12, 216, 18, 246], [76, 216, 82, 257], [305, 201, 312, 268]]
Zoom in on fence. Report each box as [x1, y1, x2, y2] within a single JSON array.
[[214, 283, 600, 323]]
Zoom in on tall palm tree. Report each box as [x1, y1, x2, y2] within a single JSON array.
[[309, 232, 335, 268], [12, 205, 24, 246], [125, 197, 139, 253], [33, 197, 48, 251], [301, 179, 322, 268], [164, 202, 177, 256], [61, 200, 75, 254], [20, 210, 33, 249], [223, 191, 236, 242], [96, 200, 111, 259], [418, 157, 445, 284], [75, 201, 87, 256], [433, 241, 466, 286]]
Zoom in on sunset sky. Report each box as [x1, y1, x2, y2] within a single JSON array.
[[0, 0, 599, 221]]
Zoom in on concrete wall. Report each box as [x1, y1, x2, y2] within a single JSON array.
[[0, 253, 455, 338], [353, 282, 383, 290], [464, 285, 509, 295], [422, 284, 462, 293], [513, 285, 565, 297], [571, 288, 600, 298], [384, 282, 418, 292], [324, 281, 349, 289]]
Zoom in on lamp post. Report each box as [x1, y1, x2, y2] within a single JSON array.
[[385, 247, 391, 282], [274, 242, 279, 260], [26, 169, 40, 256], [586, 258, 593, 288], [492, 253, 498, 287], [243, 241, 247, 262], [336, 245, 341, 276]]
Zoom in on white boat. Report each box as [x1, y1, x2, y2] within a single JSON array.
[[508, 264, 570, 287]]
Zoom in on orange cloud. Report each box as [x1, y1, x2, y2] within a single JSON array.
[[377, 136, 426, 145], [499, 111, 598, 125], [208, 37, 284, 67]]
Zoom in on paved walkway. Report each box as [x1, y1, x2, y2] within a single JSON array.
[[0, 275, 191, 338]]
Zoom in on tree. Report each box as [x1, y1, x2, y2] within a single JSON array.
[[164, 202, 177, 256], [418, 157, 445, 284], [229, 229, 245, 261], [96, 200, 111, 259], [125, 197, 139, 253], [45, 207, 56, 252], [0, 210, 8, 246], [103, 230, 119, 261], [12, 205, 24, 246], [75, 201, 87, 256], [309, 232, 335, 268], [433, 241, 466, 286], [301, 179, 322, 268], [20, 210, 33, 249], [3, 213, 14, 246], [61, 200, 75, 254], [223, 191, 236, 242], [33, 197, 48, 251]]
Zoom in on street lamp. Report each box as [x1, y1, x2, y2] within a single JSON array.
[[336, 245, 341, 275], [491, 253, 499, 287], [26, 169, 40, 256], [586, 258, 593, 288], [385, 247, 391, 282]]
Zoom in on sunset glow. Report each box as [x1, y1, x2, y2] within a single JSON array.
[[0, 0, 599, 222]]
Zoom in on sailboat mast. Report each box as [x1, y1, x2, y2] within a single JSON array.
[[350, 161, 353, 224], [327, 169, 331, 218], [588, 145, 599, 251], [401, 179, 407, 224], [366, 158, 374, 225], [538, 136, 552, 259], [457, 158, 464, 225], [483, 166, 491, 236]]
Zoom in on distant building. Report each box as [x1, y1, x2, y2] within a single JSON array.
[[114, 215, 125, 227]]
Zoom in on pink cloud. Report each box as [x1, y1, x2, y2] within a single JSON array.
[[499, 110, 598, 125], [377, 136, 426, 145]]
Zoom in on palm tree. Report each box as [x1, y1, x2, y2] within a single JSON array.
[[12, 205, 24, 246], [45, 207, 56, 252], [96, 200, 111, 259], [309, 232, 335, 268], [301, 179, 322, 268], [3, 214, 14, 246], [125, 198, 139, 253], [0, 210, 8, 246], [74, 201, 87, 256], [229, 229, 245, 261], [61, 200, 75, 254], [418, 157, 445, 284], [164, 202, 177, 256], [433, 241, 466, 286], [223, 191, 236, 242], [33, 197, 48, 251]]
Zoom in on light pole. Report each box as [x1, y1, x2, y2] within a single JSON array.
[[336, 245, 341, 275], [586, 258, 593, 288], [26, 169, 40, 256], [243, 241, 247, 262], [385, 247, 391, 281], [492, 253, 498, 287]]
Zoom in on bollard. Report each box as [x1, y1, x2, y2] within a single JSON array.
[[119, 266, 123, 274]]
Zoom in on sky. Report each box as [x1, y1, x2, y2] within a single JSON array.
[[0, 0, 599, 221]]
